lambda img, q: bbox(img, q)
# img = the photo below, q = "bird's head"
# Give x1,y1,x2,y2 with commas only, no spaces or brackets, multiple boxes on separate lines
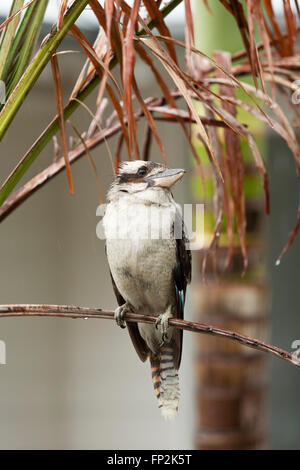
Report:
108,160,185,200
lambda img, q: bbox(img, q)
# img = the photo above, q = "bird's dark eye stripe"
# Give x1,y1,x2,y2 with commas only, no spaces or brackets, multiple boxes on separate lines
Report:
117,162,161,184
118,172,144,183
118,167,148,183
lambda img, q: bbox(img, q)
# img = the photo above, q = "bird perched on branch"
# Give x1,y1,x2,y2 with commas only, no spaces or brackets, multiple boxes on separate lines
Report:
103,160,191,420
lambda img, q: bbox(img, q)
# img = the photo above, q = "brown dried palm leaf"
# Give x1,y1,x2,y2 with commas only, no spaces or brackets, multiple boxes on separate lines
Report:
57,0,69,31
51,53,73,194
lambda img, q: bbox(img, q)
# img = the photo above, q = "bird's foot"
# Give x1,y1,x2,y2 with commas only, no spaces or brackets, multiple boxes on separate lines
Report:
155,311,172,343
114,303,131,329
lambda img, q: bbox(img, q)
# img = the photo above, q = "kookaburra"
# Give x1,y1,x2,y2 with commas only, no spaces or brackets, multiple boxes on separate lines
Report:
103,160,191,419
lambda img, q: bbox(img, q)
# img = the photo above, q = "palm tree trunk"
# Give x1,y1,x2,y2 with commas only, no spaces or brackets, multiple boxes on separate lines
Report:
193,3,269,450
193,220,268,449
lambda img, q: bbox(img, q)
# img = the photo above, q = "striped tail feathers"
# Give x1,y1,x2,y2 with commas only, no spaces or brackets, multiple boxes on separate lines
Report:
150,344,180,420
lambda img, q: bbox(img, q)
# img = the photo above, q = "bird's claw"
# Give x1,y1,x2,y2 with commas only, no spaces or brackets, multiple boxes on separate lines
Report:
155,312,172,343
114,304,130,329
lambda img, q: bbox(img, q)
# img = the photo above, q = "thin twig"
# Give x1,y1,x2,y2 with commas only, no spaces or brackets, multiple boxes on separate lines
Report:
0,304,299,370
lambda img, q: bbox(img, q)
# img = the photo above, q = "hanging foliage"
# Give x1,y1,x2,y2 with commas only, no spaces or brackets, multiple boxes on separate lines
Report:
0,0,299,266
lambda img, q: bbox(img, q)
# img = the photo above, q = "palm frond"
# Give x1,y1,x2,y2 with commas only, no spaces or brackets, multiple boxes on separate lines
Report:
0,0,299,264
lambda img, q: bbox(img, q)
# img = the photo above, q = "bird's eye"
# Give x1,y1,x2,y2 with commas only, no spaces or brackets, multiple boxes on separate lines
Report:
137,166,148,177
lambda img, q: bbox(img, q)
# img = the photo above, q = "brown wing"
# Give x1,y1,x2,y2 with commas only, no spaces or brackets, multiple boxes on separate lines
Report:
109,270,149,362
172,215,192,370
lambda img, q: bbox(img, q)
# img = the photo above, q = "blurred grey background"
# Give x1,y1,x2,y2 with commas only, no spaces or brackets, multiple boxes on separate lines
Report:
0,3,299,450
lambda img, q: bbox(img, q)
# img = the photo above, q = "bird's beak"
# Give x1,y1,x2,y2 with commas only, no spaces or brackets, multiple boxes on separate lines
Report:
145,168,186,188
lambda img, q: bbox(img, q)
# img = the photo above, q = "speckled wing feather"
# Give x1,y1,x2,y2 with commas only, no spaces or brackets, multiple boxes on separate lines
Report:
172,215,192,370
109,270,149,362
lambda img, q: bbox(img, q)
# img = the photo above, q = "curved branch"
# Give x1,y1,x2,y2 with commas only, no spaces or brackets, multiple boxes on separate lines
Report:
0,99,224,223
0,111,138,222
0,304,299,370
0,0,183,207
